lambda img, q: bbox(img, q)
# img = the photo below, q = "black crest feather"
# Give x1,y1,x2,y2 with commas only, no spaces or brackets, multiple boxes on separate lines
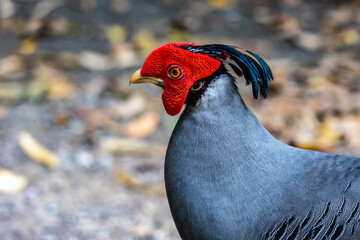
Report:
180,44,274,99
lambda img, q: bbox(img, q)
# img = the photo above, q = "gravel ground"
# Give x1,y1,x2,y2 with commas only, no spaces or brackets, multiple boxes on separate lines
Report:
0,97,178,240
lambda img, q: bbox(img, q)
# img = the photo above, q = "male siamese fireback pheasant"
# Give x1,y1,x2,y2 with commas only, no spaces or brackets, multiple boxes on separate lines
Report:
129,43,360,240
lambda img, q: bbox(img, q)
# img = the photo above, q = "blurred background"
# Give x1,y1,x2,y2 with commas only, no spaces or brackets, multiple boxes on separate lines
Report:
0,0,359,239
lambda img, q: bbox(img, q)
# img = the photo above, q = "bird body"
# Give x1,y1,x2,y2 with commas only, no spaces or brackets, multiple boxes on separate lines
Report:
129,43,360,239
165,73,360,239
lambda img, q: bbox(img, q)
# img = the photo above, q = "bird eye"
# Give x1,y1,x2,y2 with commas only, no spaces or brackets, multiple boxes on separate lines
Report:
168,66,183,80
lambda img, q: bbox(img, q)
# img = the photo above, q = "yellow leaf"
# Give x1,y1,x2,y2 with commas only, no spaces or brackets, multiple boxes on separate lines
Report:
318,121,342,145
18,131,58,168
29,65,75,100
0,169,28,194
100,137,166,157
208,0,234,9
19,38,37,55
115,167,165,196
106,24,126,44
133,29,158,56
337,28,359,46
166,28,191,43
0,83,24,103
295,120,342,151
47,78,75,99
124,111,160,138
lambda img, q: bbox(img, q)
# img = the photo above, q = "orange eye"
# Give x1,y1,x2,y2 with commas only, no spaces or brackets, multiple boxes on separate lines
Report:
168,66,183,80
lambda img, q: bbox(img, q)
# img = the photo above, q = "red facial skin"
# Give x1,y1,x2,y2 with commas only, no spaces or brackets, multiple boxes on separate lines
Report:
140,43,222,116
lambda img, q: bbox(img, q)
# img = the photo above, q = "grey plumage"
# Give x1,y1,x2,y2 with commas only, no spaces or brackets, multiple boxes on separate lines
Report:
165,74,360,240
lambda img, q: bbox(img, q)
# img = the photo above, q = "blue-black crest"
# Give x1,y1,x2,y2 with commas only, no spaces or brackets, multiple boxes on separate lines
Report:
179,44,274,99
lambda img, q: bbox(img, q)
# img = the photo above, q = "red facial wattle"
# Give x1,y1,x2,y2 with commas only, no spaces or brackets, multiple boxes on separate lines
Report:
140,43,221,116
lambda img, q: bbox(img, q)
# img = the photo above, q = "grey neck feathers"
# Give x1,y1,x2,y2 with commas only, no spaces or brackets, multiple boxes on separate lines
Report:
168,73,299,211
178,73,295,169
184,73,274,142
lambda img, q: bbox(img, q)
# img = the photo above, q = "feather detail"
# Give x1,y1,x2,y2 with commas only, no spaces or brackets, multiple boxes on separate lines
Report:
179,44,274,99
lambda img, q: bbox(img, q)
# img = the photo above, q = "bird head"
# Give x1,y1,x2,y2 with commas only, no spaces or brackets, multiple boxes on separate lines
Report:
129,42,273,116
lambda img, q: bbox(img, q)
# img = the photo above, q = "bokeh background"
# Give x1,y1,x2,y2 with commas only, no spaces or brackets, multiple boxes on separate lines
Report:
0,0,359,239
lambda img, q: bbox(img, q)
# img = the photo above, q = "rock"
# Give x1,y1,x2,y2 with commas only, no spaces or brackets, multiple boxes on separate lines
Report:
107,0,130,14
78,51,112,72
0,0,15,19
291,32,324,51
110,44,138,68
108,94,147,119
74,149,94,169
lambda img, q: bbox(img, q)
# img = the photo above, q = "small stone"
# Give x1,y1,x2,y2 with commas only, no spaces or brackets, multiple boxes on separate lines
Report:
107,0,129,14
291,32,323,51
0,0,15,19
74,150,94,169
78,51,112,71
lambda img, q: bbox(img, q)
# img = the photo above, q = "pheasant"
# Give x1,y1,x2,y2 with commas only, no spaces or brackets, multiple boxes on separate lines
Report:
130,43,360,240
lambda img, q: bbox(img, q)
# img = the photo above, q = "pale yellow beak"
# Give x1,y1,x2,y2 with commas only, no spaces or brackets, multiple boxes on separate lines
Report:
129,69,164,88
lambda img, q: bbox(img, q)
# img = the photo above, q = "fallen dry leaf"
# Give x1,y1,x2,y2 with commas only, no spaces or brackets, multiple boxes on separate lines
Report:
0,55,23,77
19,38,37,55
328,116,360,148
0,169,28,194
132,225,152,238
28,64,75,100
106,24,126,44
115,167,165,196
166,28,191,43
207,0,234,9
0,82,24,103
124,111,160,138
337,28,359,46
325,28,360,50
47,77,75,100
78,51,112,71
18,131,58,168
263,14,300,37
85,108,123,133
54,52,79,70
317,120,343,147
133,29,158,56
109,94,147,119
100,137,166,157
293,118,343,151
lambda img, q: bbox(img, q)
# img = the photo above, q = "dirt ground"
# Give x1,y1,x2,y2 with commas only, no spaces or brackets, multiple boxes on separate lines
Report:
0,0,359,239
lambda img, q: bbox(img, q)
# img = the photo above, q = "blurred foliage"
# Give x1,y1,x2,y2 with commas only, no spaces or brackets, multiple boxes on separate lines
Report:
0,0,359,239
